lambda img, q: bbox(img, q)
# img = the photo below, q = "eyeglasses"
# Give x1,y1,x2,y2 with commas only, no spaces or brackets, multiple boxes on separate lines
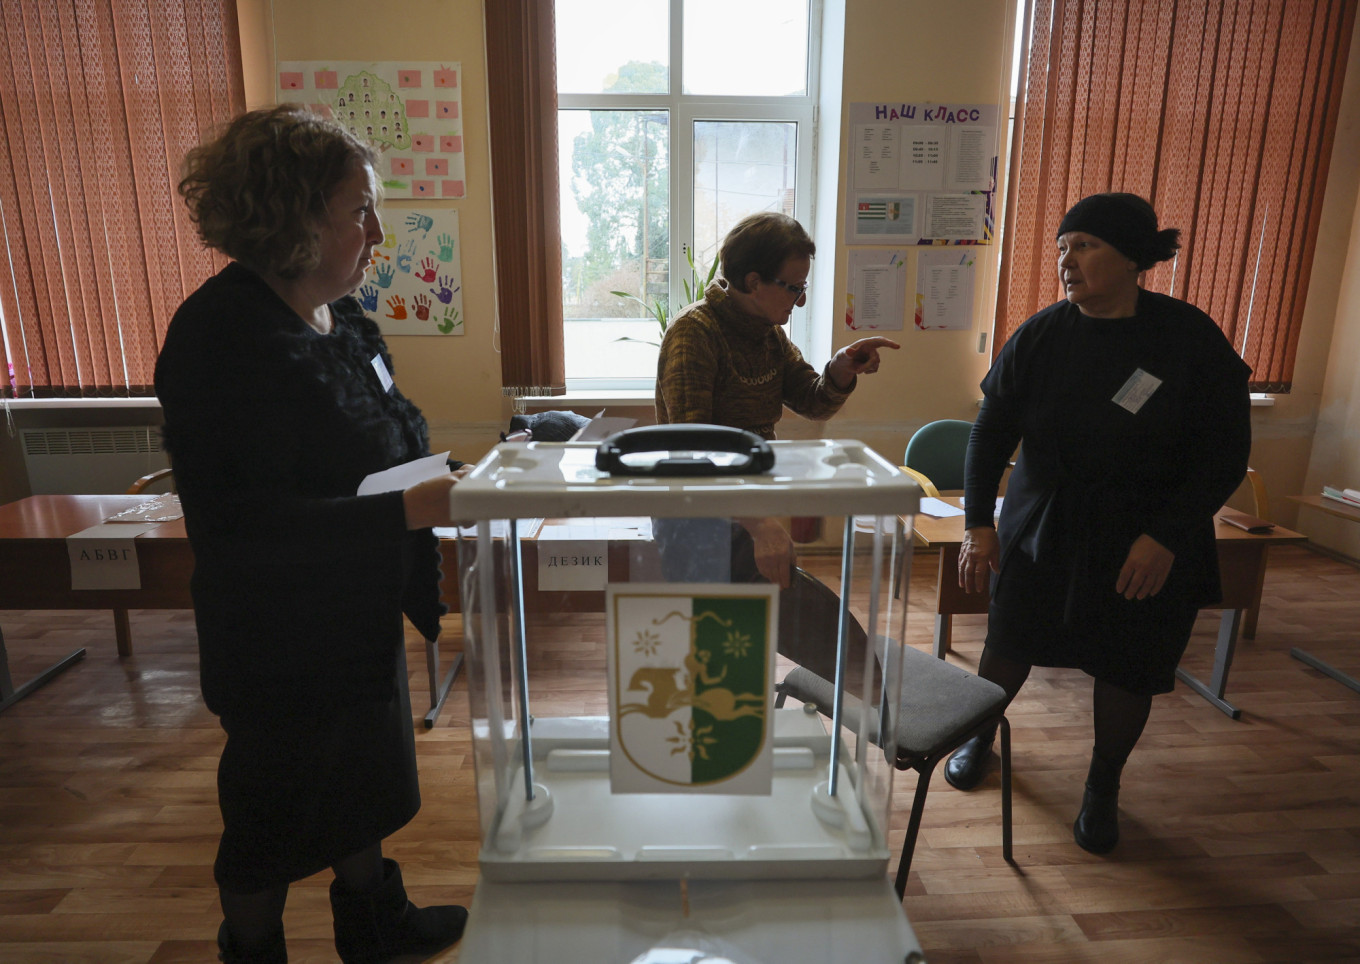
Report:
770,278,809,299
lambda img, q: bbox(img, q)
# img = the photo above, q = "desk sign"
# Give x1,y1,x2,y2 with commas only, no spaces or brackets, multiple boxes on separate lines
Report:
537,539,609,591
67,523,157,590
606,583,777,795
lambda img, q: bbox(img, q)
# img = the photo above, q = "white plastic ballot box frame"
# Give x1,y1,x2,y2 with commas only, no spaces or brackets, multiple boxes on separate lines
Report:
448,438,921,883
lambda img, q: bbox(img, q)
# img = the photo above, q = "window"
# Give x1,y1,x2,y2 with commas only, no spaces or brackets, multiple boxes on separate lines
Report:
555,0,819,389
0,1,245,399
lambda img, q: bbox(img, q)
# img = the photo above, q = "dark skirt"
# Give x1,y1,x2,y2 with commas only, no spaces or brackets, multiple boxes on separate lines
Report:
213,646,420,893
986,548,1199,696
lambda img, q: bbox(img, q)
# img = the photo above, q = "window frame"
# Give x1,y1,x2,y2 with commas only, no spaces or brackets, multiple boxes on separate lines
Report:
556,0,822,392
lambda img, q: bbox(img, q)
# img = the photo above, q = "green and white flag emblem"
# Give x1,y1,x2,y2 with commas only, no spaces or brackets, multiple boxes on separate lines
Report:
607,583,777,795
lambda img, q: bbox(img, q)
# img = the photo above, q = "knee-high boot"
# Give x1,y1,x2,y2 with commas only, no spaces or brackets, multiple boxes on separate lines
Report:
329,858,467,964
1073,749,1123,854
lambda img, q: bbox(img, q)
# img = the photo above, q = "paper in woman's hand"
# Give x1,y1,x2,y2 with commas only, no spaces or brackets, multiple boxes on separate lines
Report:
357,451,452,496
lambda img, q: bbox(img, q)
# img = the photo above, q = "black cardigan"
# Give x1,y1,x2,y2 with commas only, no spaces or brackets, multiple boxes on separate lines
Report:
155,263,445,716
965,289,1252,625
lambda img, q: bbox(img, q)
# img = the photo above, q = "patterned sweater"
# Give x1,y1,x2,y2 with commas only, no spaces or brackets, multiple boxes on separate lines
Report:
654,280,852,439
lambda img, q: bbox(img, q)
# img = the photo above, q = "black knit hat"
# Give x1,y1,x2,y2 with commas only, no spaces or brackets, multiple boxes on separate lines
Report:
1057,193,1181,271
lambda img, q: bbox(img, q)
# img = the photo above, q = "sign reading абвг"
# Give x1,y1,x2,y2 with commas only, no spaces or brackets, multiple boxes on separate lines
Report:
606,584,777,795
65,523,158,590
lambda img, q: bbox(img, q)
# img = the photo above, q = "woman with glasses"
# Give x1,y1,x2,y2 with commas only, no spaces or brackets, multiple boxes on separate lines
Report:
656,211,896,445
654,211,897,588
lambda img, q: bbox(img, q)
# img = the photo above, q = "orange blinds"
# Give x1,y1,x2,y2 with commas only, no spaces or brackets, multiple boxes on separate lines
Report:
997,0,1355,392
0,0,245,398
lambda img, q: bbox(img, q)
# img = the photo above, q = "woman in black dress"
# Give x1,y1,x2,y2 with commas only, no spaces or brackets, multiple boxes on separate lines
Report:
946,193,1251,854
156,105,467,963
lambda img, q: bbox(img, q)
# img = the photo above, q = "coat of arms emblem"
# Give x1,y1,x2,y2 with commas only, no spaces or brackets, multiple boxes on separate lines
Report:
607,584,777,794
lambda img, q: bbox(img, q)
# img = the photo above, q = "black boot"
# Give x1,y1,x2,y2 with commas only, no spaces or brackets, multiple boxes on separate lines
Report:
330,858,468,964
217,921,287,964
1073,750,1123,854
944,726,997,791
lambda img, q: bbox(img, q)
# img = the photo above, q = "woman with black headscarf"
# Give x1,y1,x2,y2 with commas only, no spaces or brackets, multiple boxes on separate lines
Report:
944,193,1251,854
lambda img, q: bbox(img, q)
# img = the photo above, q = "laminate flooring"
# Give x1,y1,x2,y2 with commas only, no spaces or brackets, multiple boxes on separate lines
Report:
0,543,1357,962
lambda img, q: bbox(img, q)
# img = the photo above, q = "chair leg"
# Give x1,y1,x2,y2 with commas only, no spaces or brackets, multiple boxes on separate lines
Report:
893,763,935,899
998,716,1013,865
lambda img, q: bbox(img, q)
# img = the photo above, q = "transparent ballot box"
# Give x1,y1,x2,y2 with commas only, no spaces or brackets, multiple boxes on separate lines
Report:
448,429,921,883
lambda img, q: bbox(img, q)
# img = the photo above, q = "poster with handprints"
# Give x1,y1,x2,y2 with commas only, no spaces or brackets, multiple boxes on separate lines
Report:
359,209,464,336
277,61,465,200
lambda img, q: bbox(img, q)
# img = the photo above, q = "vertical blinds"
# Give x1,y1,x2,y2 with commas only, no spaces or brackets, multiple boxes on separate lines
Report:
0,0,245,397
996,0,1355,392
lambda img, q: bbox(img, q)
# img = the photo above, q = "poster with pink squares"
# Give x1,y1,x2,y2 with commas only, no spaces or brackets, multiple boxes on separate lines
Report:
277,61,465,200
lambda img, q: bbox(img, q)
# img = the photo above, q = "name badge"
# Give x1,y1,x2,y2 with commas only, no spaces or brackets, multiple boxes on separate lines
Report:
1112,368,1162,414
371,353,394,392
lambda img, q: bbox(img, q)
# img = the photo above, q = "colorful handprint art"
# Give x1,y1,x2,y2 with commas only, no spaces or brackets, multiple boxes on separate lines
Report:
358,208,463,335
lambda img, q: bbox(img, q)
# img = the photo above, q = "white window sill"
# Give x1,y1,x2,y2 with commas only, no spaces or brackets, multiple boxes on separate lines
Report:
517,390,655,409
2,397,162,410
1250,394,1274,407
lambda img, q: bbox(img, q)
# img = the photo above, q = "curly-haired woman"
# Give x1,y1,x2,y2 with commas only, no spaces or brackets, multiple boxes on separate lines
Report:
156,104,466,963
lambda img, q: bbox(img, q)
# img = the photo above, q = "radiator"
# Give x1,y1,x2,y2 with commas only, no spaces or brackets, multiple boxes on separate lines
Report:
20,427,170,495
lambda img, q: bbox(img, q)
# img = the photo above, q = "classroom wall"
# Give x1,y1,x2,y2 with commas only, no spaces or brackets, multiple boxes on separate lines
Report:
239,0,1360,558
246,0,510,463
1263,15,1360,558
1300,155,1360,559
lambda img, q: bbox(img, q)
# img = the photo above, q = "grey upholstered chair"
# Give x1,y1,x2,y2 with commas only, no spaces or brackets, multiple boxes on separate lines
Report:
776,640,1013,898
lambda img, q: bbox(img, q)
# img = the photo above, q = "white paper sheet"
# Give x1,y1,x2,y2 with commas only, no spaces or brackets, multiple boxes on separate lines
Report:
919,497,965,518
356,451,451,495
67,523,159,590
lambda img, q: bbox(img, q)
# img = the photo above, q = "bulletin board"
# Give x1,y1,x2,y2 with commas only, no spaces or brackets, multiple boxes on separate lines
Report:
278,61,466,200
845,101,998,246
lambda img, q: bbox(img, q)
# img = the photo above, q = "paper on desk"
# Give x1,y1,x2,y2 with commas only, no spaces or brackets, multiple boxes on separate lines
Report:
919,497,965,518
570,415,638,442
67,522,159,590
105,493,183,523
433,519,544,540
356,451,451,496
538,517,652,541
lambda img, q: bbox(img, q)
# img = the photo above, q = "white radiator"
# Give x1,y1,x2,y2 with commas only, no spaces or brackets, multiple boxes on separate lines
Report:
20,427,169,494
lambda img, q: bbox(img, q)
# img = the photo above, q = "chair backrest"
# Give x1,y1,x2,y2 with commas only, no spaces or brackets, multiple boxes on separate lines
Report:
904,419,972,491
1245,466,1270,521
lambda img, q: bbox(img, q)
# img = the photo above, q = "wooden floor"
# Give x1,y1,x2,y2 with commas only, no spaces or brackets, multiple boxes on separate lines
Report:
1,543,1357,963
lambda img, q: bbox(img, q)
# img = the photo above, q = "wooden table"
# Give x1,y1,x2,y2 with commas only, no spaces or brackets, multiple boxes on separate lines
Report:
1286,494,1360,695
0,495,194,713
0,496,651,724
911,497,1308,719
0,495,471,724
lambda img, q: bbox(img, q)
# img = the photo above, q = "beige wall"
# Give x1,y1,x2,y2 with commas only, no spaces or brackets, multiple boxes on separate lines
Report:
1260,17,1360,559
244,0,510,463
239,0,1360,553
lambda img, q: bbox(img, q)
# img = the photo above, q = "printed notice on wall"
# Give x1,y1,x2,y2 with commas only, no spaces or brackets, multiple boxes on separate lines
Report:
846,249,907,331
846,101,998,245
914,249,977,331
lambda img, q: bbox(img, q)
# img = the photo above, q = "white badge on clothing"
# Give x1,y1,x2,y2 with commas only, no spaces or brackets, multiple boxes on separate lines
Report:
371,353,394,392
1112,368,1163,414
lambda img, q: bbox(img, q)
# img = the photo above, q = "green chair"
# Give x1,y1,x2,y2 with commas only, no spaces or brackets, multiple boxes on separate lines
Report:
904,419,973,492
